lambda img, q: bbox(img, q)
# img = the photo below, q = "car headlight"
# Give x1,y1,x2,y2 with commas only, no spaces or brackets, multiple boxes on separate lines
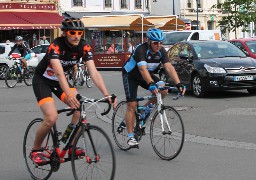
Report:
204,64,226,73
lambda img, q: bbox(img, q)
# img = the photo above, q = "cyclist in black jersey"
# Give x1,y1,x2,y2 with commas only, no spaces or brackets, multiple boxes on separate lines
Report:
122,28,186,147
8,36,32,71
30,17,116,165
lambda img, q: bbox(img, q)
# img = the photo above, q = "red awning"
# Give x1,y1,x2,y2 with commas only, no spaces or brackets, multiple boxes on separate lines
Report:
0,12,63,30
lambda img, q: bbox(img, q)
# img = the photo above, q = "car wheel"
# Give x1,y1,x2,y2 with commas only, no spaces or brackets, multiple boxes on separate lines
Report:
247,89,256,94
0,64,8,80
192,74,206,98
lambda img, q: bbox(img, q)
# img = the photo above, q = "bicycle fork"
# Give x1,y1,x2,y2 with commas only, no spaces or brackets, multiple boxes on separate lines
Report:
81,124,100,163
157,94,172,135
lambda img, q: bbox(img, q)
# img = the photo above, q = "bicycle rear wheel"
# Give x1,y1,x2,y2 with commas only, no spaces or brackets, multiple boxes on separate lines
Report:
84,71,93,88
24,67,35,86
71,124,116,180
23,118,54,180
112,101,131,150
150,106,185,160
5,67,18,88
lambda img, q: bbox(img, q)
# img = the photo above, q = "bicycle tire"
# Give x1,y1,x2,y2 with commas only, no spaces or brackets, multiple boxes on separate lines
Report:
24,67,35,86
112,101,130,150
23,118,54,180
150,106,185,160
84,70,93,88
5,67,18,88
71,124,116,180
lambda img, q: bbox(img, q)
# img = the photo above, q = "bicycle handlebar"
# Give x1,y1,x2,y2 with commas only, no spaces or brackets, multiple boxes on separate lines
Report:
58,94,116,116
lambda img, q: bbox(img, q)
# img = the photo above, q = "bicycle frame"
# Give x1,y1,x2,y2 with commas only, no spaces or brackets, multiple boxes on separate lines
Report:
136,88,181,134
42,95,114,164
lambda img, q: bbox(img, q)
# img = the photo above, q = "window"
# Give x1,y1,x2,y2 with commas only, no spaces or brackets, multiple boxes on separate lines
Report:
121,0,127,9
135,0,142,9
105,0,112,8
187,0,191,8
145,0,149,9
197,0,202,8
73,0,83,6
0,46,5,54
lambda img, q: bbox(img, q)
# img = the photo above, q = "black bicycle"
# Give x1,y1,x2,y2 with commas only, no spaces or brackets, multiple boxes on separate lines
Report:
23,94,116,180
112,85,185,161
5,54,35,88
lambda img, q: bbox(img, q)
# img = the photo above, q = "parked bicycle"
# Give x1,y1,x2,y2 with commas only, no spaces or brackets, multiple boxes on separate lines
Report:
112,84,185,161
73,60,93,88
23,94,116,180
5,53,35,88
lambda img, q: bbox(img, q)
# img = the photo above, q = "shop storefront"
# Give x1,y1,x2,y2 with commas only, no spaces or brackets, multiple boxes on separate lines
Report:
0,2,62,47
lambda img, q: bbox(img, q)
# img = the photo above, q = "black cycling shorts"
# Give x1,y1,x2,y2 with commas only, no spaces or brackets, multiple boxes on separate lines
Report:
32,73,76,106
122,71,160,102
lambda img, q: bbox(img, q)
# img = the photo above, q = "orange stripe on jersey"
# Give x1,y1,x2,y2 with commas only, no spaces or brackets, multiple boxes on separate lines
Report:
83,45,91,52
48,43,60,55
38,97,54,106
60,88,77,102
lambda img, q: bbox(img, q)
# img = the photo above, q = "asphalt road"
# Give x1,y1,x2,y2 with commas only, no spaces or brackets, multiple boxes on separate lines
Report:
1,71,256,180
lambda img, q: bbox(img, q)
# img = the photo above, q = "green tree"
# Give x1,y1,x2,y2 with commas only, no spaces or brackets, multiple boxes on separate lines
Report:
212,0,256,38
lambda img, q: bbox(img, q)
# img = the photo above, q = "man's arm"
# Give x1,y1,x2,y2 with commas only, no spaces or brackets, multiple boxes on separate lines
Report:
138,65,154,84
50,59,80,108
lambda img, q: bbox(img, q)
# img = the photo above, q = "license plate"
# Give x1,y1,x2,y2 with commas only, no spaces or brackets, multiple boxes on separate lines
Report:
234,75,254,81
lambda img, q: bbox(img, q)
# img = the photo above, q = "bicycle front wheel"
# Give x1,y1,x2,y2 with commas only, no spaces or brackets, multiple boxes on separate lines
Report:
24,67,35,86
71,124,116,180
150,106,185,160
112,101,131,150
5,67,18,88
23,118,54,180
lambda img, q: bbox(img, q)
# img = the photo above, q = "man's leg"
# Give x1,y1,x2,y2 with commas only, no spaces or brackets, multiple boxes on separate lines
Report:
125,101,139,146
31,100,57,165
33,101,58,150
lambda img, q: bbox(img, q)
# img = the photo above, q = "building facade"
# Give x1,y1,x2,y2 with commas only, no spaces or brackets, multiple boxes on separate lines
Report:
0,0,62,46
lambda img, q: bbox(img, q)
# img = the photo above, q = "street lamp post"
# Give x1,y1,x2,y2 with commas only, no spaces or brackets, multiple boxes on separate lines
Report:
196,0,199,30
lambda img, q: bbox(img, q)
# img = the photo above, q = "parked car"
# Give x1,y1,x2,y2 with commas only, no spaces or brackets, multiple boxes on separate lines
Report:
31,44,49,62
0,42,39,79
229,38,256,59
0,42,14,79
162,30,222,51
160,40,256,97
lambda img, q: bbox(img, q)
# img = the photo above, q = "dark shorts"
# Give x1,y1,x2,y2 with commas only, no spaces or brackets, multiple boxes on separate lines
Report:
122,71,160,102
32,73,76,106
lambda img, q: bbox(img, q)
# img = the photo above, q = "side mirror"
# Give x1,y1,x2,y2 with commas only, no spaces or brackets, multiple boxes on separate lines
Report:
179,54,189,60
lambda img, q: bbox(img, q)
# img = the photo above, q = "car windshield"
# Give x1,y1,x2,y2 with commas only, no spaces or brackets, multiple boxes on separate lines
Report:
163,32,191,45
193,42,247,59
245,41,256,54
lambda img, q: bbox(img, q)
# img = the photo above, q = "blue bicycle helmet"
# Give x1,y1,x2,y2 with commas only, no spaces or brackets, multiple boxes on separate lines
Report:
146,28,164,41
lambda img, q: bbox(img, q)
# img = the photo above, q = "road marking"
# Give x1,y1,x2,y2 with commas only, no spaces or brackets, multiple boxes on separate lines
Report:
216,108,256,116
185,134,256,150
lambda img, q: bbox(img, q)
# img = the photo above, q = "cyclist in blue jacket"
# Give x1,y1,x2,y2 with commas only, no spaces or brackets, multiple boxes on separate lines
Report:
122,28,186,147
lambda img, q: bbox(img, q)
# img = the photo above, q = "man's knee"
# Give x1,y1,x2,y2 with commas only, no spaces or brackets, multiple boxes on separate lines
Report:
43,113,58,128
127,102,137,112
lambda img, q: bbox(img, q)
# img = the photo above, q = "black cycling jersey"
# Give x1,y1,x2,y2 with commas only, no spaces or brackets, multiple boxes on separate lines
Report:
122,42,170,102
8,41,31,57
122,42,170,79
35,37,93,81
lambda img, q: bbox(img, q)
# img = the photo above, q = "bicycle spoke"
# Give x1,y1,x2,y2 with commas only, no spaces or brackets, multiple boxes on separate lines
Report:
72,125,115,180
150,106,184,160
23,118,53,179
